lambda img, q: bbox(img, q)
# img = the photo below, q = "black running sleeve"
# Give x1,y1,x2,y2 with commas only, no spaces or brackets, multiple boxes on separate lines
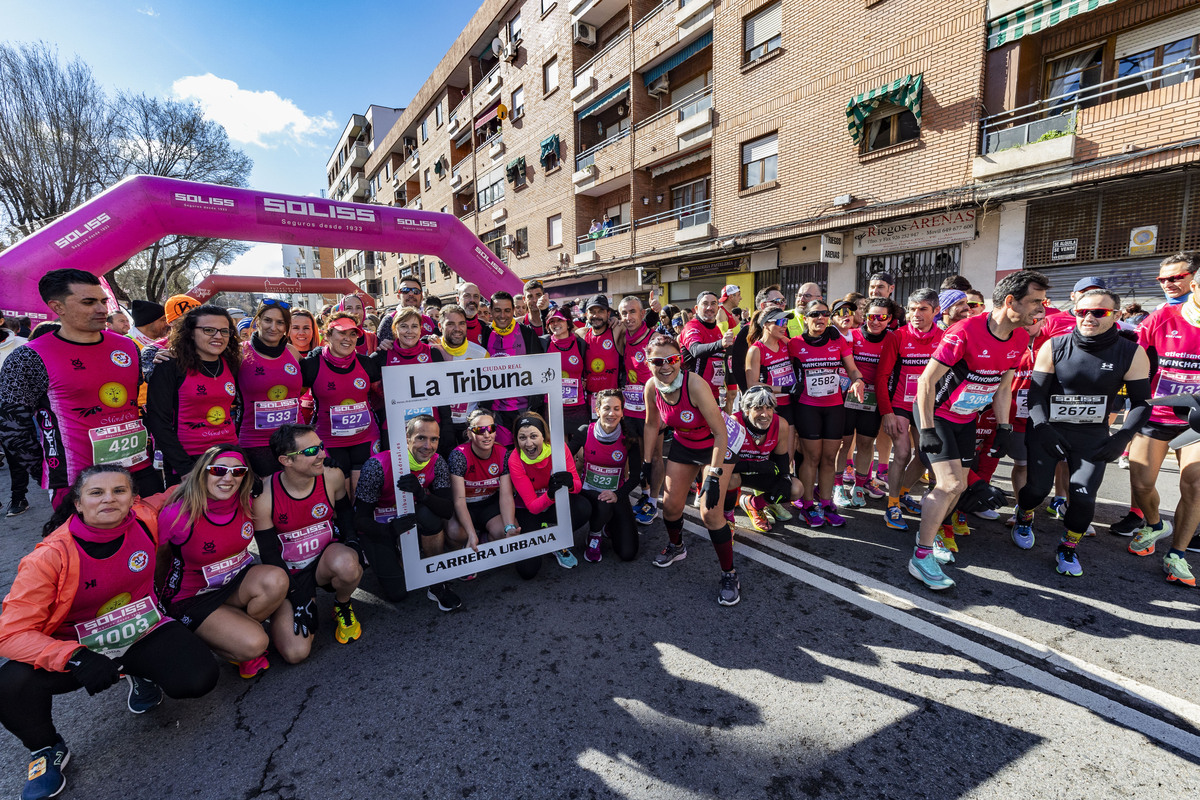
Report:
1026,370,1053,429
1119,377,1152,434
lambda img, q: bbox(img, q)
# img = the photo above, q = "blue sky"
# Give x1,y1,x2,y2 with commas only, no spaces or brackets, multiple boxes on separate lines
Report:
4,0,484,276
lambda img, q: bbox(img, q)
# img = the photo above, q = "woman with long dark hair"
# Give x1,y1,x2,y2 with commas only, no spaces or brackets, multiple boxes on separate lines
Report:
0,465,217,800
146,305,242,486
569,389,640,563
238,301,305,477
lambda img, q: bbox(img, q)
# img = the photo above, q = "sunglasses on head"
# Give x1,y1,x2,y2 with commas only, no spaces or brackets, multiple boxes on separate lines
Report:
261,298,291,310
285,443,325,458
648,354,682,367
1074,308,1115,319
205,464,248,478
470,424,497,435
806,310,831,319
1157,272,1193,284
867,313,891,322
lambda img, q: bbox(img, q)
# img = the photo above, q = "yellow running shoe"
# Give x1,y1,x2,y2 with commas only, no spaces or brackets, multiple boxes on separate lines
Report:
333,601,362,644
951,510,971,538
939,523,959,553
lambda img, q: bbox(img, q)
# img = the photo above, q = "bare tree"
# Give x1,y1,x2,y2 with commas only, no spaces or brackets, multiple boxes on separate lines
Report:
0,42,111,242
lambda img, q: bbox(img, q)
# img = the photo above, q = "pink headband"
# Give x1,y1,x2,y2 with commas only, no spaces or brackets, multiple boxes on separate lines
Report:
214,450,246,465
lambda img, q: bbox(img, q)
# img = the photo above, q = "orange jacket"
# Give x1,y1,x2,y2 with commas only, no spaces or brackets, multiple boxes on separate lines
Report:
0,495,164,672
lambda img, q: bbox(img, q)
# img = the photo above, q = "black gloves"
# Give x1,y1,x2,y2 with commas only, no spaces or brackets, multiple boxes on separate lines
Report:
67,648,121,695
1035,424,1070,460
987,424,1013,459
546,471,573,494
390,512,418,536
641,462,654,486
291,597,317,638
919,428,943,455
396,473,426,502
702,473,721,511
1093,429,1133,463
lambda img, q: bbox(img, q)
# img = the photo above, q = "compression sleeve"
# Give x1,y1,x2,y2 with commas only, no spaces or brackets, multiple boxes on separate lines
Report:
686,339,726,360
145,360,193,477
770,450,791,475
253,526,286,571
1027,370,1053,428
1119,378,1152,435
334,494,356,545
874,336,899,415
424,485,455,520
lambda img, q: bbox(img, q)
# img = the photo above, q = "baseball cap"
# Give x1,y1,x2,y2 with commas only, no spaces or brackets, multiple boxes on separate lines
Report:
720,284,741,301
869,271,895,285
1073,276,1108,293
585,294,610,311
831,299,856,316
763,309,789,325
164,295,200,324
327,316,364,335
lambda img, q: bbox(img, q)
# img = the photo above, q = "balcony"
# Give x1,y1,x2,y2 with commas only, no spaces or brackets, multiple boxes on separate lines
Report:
569,0,625,27
347,175,370,200
573,129,631,195
576,222,632,262
634,87,712,169
675,0,713,37
572,28,630,108
634,199,712,246
488,136,506,160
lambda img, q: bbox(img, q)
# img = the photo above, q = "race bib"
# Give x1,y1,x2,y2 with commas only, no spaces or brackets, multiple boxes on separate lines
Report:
584,464,621,492
330,402,370,437
1015,388,1029,419
1156,369,1200,397
450,402,471,422
766,360,796,388
75,595,163,658
903,374,920,403
373,506,397,524
404,405,434,420
278,521,334,572
1049,394,1105,424
839,368,851,392
253,398,300,430
199,551,253,593
711,360,726,384
845,388,877,412
805,370,839,398
88,420,148,468
622,384,645,413
562,378,581,405
723,413,746,462
949,384,995,416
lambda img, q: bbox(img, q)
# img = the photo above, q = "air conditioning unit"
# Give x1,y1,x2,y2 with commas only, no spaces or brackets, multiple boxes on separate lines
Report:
501,234,515,248
573,22,597,46
647,75,670,97
636,268,660,285
503,42,518,62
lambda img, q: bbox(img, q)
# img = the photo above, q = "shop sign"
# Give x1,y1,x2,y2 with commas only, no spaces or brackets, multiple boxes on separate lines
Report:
820,233,844,264
1129,226,1158,256
678,256,748,280
853,210,976,255
1051,239,1078,262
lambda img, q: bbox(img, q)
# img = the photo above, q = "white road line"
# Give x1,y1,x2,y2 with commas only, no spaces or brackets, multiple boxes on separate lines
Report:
680,518,1200,758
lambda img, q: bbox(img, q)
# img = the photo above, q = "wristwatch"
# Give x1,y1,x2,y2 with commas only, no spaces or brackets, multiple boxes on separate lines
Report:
706,467,723,476
504,523,518,533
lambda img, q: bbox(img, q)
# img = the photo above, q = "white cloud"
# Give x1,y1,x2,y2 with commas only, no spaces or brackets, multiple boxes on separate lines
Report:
137,6,159,16
172,74,337,148
217,244,285,278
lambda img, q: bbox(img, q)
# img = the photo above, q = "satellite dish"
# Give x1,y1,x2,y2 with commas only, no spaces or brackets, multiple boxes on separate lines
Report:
496,104,509,121
491,38,504,57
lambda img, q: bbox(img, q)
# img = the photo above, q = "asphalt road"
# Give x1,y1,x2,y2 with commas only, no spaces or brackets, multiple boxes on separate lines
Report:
0,456,1197,799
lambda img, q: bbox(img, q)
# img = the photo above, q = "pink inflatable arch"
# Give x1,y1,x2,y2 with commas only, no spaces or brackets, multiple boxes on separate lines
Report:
187,275,363,303
0,175,523,320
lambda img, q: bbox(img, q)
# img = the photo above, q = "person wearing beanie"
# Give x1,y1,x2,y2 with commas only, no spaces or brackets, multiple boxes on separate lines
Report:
937,290,969,330
128,300,167,348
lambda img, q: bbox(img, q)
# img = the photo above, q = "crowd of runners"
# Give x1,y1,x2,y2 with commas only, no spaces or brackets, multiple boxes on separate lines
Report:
0,254,1198,799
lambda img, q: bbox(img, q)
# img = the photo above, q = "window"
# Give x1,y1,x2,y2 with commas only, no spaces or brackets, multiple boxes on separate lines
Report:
548,214,562,247
421,119,429,142
509,12,522,42
424,168,431,190
478,165,505,210
744,2,782,63
435,102,443,127
864,105,920,151
511,86,525,118
605,201,631,228
481,225,508,263
672,178,710,227
741,133,778,188
1045,46,1104,109
541,0,554,13
1117,35,1198,97
543,55,558,94
514,227,528,255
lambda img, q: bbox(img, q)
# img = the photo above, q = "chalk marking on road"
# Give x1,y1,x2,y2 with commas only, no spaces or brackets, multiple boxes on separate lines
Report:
680,518,1200,758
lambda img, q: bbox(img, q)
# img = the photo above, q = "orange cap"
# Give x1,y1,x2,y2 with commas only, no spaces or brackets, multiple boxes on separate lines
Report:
164,295,201,324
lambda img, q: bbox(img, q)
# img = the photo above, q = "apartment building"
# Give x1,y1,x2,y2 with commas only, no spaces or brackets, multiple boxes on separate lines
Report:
280,244,337,311
344,0,1200,312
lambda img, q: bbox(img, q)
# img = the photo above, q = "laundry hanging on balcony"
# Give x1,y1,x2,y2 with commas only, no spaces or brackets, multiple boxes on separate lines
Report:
539,134,560,167
579,81,630,120
505,156,526,183
845,74,923,144
987,0,1118,50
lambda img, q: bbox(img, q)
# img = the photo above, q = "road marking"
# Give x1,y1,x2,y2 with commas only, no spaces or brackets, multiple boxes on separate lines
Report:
681,518,1200,758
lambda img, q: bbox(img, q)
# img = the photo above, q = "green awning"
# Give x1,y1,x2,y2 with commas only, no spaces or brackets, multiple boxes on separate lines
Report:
505,156,526,182
845,74,923,144
987,0,1118,50
539,134,560,166
432,158,444,175
578,81,630,120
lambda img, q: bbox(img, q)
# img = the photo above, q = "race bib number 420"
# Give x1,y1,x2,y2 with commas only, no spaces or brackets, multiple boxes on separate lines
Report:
88,420,149,468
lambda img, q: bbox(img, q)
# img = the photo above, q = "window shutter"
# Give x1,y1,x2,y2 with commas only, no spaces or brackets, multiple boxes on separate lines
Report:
743,133,778,164
745,2,782,50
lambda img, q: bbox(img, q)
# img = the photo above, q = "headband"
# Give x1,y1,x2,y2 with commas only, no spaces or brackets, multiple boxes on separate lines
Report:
514,415,546,436
214,450,247,465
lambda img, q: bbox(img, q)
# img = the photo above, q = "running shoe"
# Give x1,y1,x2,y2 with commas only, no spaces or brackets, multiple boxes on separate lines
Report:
426,583,462,612
738,495,772,533
972,508,1000,521
333,601,363,641
909,548,955,590
864,477,888,499
832,485,853,508
1011,510,1035,550
951,511,971,538
717,570,741,606
822,502,846,528
6,497,28,518
1055,544,1083,577
850,484,868,508
1047,496,1067,520
803,504,826,529
939,525,959,553
693,483,703,509
23,738,68,800
1083,524,1097,537
554,549,578,569
885,505,908,531
1005,514,1016,527
584,534,603,563
633,499,659,526
1129,521,1172,557
1163,553,1196,587
653,542,687,568
917,470,930,485
232,654,270,680
767,502,793,523
899,493,922,515
1118,454,1130,470
1109,510,1145,537
126,675,162,714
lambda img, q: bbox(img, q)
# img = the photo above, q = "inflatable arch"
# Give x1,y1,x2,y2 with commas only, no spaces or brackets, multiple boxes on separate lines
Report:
0,175,523,319
187,275,365,304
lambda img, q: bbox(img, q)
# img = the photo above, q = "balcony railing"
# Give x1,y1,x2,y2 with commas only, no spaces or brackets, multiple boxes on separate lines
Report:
637,86,712,129
576,221,632,253
979,55,1199,154
573,27,630,80
634,198,711,230
574,127,631,171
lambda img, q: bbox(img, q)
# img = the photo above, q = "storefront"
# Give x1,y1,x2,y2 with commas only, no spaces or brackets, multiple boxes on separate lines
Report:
850,209,977,301
660,249,778,308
